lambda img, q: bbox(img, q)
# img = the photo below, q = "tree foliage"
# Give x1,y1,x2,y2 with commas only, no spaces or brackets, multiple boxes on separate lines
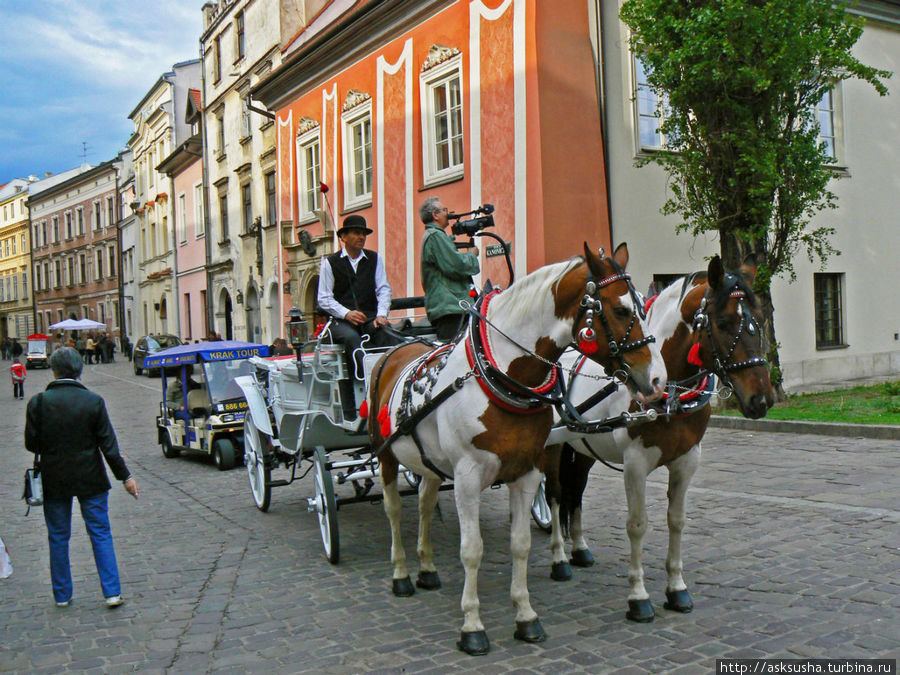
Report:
619,0,890,280
619,0,890,392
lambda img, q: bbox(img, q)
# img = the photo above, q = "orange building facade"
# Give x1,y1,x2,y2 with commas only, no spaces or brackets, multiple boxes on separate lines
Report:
253,0,610,326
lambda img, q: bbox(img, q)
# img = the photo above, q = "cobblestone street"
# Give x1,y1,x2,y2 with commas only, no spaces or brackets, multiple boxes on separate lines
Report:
1,359,897,674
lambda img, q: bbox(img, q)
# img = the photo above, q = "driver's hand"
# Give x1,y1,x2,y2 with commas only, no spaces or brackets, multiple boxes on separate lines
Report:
345,310,366,326
374,316,389,328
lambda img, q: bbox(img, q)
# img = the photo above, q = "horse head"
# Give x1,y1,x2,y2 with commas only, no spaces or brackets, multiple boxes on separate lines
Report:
558,243,666,403
682,255,775,419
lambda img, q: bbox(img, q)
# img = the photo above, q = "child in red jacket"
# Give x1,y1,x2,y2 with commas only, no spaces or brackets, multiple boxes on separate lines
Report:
10,358,26,400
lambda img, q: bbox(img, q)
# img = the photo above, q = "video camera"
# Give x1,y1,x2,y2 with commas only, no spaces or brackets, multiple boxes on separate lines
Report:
449,203,495,237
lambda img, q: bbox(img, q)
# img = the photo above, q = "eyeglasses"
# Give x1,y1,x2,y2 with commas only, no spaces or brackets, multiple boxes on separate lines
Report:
435,207,448,213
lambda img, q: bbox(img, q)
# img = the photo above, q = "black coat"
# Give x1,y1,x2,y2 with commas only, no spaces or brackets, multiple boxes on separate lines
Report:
25,379,130,499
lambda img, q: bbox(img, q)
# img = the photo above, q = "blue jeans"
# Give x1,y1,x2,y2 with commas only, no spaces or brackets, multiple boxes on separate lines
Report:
43,492,121,602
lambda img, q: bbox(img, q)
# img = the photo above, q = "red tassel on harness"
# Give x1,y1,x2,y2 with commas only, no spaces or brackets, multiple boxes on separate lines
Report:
359,400,369,419
687,342,703,367
377,405,391,437
578,338,599,355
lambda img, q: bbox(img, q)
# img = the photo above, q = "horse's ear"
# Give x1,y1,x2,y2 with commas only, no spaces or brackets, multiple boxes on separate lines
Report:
613,242,629,270
708,255,725,291
583,242,605,274
740,254,758,285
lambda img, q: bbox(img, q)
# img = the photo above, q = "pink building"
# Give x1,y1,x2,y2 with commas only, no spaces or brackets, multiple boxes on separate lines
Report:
158,90,207,343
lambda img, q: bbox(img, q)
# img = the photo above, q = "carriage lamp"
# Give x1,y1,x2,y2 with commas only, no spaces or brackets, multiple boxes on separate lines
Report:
286,307,307,351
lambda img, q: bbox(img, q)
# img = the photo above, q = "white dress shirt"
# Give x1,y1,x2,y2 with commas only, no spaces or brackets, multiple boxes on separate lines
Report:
318,248,392,320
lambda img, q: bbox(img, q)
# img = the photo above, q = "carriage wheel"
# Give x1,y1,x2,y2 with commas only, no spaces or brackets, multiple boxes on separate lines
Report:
244,417,271,512
213,438,236,471
312,446,340,564
531,477,552,533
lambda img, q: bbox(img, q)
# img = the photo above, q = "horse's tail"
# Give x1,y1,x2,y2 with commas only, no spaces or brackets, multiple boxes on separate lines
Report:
558,442,594,539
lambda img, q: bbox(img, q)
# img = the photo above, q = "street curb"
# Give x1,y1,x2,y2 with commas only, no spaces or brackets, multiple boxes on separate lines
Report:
709,415,900,440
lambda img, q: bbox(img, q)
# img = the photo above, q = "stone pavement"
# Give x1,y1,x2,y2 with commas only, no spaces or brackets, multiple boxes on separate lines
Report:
0,359,897,674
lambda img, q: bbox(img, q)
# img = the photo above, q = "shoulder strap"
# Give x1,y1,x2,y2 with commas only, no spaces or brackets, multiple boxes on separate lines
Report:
34,392,43,468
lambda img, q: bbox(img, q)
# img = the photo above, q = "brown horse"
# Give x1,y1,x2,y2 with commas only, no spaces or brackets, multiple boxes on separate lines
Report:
545,255,775,622
368,243,666,654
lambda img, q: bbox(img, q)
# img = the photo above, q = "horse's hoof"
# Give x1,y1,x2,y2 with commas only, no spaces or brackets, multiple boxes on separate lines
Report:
626,599,655,623
392,577,415,597
550,561,572,581
416,570,442,590
664,588,694,613
570,548,595,567
514,618,547,643
457,630,490,655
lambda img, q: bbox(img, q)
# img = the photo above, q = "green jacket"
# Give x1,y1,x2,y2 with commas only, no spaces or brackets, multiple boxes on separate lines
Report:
421,223,480,322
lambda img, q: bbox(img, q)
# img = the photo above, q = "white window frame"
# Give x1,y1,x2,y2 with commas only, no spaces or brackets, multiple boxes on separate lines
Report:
815,85,845,168
341,101,373,211
420,55,465,186
178,192,187,244
93,200,101,230
632,55,671,152
194,182,205,237
297,128,322,225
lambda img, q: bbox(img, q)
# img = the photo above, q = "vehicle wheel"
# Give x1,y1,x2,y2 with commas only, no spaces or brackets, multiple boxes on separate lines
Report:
244,417,271,512
402,468,421,489
531,476,552,533
161,434,180,459
134,362,142,376
312,446,339,564
213,438,236,471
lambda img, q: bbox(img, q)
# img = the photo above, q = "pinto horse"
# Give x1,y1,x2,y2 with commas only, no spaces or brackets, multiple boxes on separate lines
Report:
368,243,666,655
544,255,775,622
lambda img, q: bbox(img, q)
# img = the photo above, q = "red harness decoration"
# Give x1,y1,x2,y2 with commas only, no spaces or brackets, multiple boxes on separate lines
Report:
358,400,369,419
644,294,658,316
465,290,558,414
577,329,599,355
687,342,703,367
377,404,391,437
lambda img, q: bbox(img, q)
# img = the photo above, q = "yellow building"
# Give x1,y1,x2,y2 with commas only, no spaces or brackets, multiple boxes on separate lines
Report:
0,178,35,339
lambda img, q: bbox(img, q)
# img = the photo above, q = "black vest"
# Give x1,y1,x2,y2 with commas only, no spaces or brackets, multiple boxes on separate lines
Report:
327,249,378,316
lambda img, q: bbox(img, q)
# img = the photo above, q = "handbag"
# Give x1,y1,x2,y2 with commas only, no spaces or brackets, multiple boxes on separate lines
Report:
22,394,43,515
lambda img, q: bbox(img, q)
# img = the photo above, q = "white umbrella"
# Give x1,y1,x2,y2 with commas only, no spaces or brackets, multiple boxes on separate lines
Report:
48,319,80,330
49,318,107,331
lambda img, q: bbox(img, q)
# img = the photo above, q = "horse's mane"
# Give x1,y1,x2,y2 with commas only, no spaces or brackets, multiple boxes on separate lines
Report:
487,257,584,315
671,269,758,312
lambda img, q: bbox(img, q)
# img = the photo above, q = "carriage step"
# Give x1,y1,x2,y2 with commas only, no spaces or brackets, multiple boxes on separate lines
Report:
267,479,291,487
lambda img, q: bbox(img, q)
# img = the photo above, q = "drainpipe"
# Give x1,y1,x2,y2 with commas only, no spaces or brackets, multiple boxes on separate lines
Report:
115,162,125,347
200,37,215,336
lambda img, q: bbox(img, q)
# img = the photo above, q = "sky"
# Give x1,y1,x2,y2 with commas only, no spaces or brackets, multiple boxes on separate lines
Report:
0,1,207,182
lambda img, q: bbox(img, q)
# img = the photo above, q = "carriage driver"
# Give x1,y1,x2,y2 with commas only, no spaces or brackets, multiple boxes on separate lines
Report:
317,215,398,419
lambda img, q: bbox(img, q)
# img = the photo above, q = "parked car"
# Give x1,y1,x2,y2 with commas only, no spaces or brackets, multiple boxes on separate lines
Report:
133,335,183,376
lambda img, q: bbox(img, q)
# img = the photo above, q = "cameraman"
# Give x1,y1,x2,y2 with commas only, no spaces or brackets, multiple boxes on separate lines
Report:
419,196,480,341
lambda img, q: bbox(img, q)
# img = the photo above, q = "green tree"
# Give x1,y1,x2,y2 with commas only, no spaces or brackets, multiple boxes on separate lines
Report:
619,0,890,392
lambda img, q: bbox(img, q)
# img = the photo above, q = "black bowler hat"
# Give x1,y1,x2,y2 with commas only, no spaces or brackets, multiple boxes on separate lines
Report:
337,214,373,236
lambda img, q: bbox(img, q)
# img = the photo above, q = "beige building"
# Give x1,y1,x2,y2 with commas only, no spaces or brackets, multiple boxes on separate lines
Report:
598,0,900,389
0,178,37,339
200,0,295,342
128,59,201,338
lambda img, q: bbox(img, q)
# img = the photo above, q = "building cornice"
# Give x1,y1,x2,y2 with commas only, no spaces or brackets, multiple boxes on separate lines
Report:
252,0,452,111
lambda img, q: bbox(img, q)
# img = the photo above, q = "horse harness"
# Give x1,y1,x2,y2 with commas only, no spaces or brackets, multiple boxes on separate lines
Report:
371,256,657,477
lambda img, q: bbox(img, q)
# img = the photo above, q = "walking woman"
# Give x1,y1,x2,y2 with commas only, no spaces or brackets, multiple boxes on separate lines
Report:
25,347,139,608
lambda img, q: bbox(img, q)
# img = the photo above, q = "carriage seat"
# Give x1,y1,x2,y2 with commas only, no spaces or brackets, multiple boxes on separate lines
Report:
187,388,212,417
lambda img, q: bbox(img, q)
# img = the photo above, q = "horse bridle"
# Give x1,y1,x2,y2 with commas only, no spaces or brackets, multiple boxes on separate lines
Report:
692,275,768,388
573,253,656,374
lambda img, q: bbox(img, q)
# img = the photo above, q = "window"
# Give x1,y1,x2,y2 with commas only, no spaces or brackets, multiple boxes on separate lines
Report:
11,237,16,255
814,273,845,349
633,56,671,150
65,212,73,239
235,11,245,61
67,257,75,286
815,89,837,162
219,192,229,241
109,246,116,277
77,207,85,235
241,183,252,233
21,270,27,298
184,293,192,340
93,201,101,230
54,260,61,287
216,107,226,158
12,277,17,300
178,194,187,244
341,103,373,210
297,130,321,223
213,35,222,82
96,250,104,280
194,184,205,236
33,224,40,247
52,216,59,243
80,253,86,284
421,57,464,185
107,196,115,227
20,234,24,252
265,170,277,227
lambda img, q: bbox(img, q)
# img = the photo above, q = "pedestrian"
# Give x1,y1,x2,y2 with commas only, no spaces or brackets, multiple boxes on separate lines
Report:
25,347,140,609
121,335,132,361
1,337,9,360
418,196,480,341
269,337,294,356
10,358,26,399
75,335,85,361
84,334,95,365
10,338,23,361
